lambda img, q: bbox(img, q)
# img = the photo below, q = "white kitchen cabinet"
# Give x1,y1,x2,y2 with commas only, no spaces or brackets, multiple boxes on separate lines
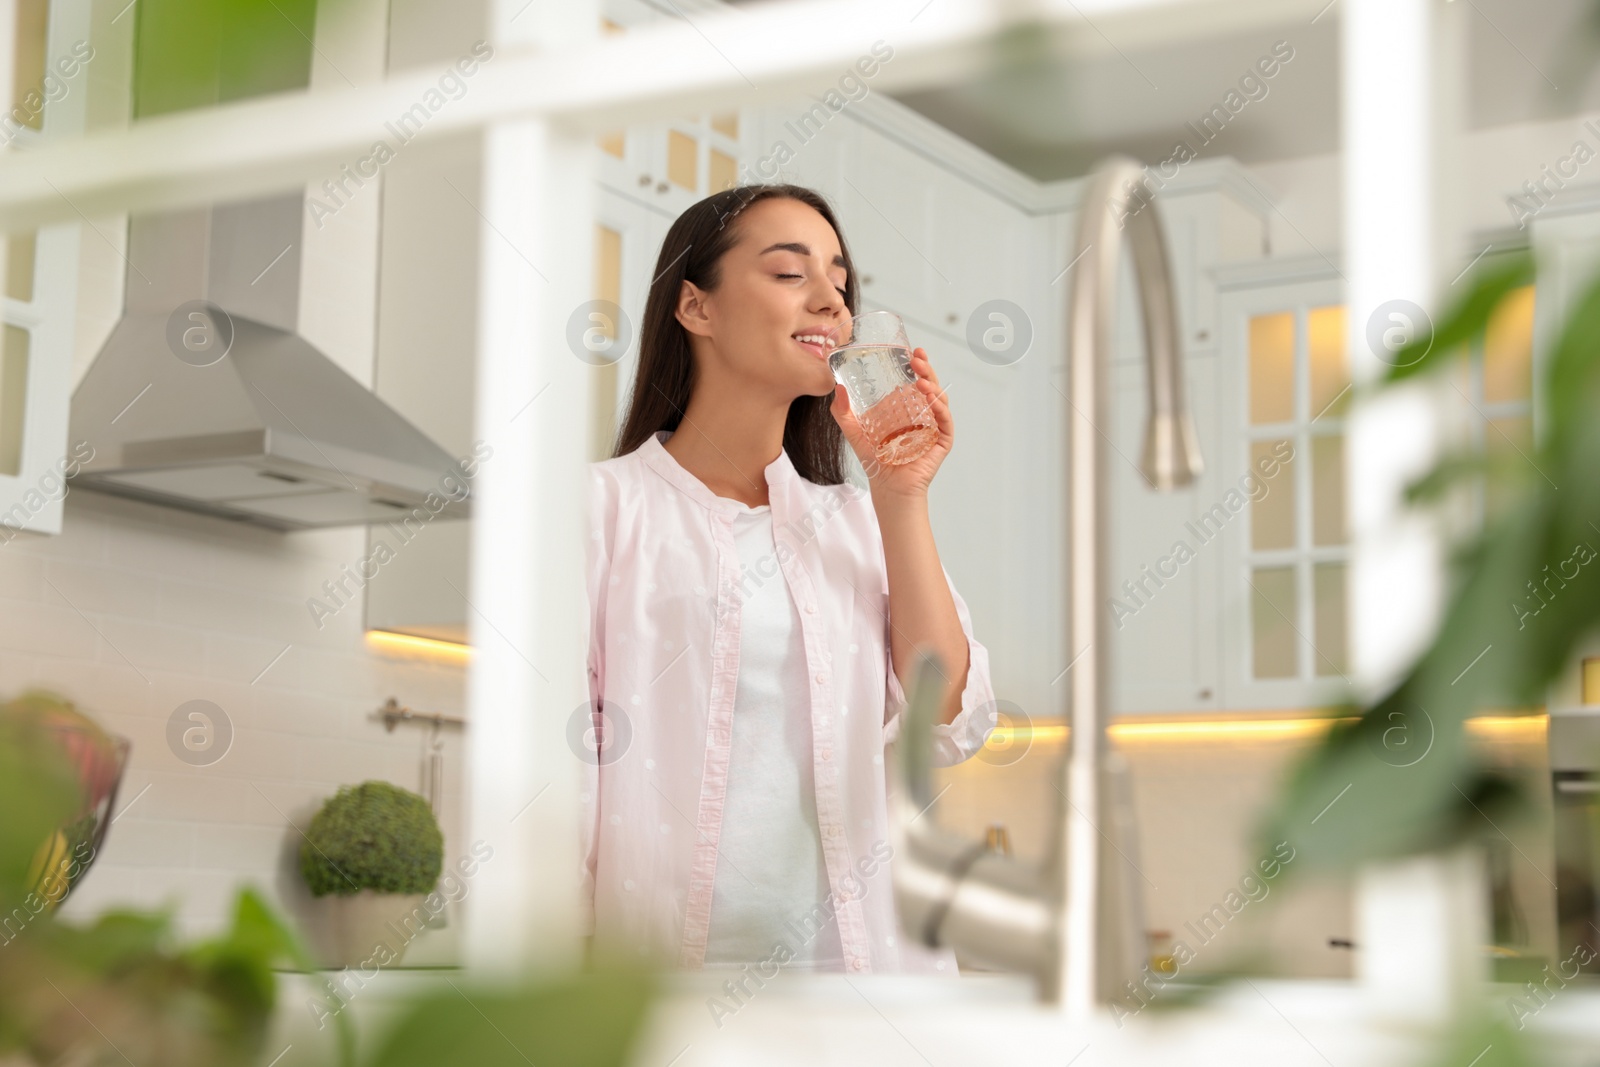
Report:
0,0,93,539
596,0,746,219
1105,166,1271,365
1056,169,1271,715
745,97,849,197
1108,353,1224,713
596,109,747,220
361,129,481,644
925,164,1034,346
1212,259,1349,711
0,225,79,539
592,186,675,459
836,122,940,327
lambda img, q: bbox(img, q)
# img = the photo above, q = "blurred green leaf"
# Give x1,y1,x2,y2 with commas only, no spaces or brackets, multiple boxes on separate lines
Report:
134,0,326,119
1382,251,1534,384
1418,1009,1538,1067
1261,253,1600,872
364,966,657,1067
0,712,82,915
0,707,351,1067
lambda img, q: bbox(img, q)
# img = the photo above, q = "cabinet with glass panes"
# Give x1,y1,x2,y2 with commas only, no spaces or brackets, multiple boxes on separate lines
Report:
0,0,85,537
1206,256,1536,711
593,8,745,217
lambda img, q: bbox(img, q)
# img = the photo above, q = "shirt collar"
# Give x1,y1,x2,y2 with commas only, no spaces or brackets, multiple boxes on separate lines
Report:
640,429,795,515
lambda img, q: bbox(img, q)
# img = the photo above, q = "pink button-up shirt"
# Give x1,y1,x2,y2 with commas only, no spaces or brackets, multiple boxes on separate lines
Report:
582,429,998,975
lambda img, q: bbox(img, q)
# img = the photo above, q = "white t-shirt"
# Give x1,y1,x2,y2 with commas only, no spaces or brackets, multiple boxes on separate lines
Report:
701,501,846,972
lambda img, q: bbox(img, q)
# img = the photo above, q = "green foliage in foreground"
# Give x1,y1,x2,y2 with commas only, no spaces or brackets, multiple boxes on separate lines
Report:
0,710,357,1067
363,967,658,1067
0,888,353,1067
0,701,653,1066
1260,249,1600,872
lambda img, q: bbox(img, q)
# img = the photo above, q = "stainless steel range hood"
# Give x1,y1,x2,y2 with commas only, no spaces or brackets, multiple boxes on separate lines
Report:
67,192,473,530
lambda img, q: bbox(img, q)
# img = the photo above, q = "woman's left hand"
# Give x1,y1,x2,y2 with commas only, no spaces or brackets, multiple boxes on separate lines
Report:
828,346,953,504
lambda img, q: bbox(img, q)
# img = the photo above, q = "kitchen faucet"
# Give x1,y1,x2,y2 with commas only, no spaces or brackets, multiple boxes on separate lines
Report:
889,156,1203,1016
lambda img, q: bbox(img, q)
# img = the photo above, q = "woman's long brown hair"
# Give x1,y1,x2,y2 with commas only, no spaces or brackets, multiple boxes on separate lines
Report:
610,183,861,486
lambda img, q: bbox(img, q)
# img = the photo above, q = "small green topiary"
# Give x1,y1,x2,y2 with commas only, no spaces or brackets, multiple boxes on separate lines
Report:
299,781,444,898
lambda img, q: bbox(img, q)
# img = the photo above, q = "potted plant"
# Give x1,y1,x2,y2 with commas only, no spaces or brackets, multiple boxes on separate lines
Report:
299,781,444,969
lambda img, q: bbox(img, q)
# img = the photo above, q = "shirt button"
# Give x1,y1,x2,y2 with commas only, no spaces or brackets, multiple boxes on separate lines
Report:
805,604,816,614
815,673,828,685
820,748,832,760
851,958,866,971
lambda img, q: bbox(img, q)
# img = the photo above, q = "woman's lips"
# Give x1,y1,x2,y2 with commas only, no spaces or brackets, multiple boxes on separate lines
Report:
794,337,830,361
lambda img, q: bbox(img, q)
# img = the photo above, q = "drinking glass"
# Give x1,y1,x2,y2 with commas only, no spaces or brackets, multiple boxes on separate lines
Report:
827,310,938,467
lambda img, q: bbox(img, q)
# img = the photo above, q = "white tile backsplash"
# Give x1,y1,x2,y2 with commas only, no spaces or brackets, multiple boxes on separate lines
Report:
5,487,468,946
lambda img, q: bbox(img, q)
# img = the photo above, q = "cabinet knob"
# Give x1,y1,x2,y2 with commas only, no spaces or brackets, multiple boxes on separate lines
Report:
946,312,958,325
656,181,669,194
638,174,652,187
861,274,873,286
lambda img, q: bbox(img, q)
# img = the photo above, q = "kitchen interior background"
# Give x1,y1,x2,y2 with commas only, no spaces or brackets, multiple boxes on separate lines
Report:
0,0,1586,979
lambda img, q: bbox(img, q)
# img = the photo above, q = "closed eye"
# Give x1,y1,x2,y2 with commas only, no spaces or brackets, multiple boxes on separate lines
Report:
776,272,848,298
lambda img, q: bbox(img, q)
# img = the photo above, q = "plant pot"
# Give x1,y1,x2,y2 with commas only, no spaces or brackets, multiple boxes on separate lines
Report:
322,889,435,969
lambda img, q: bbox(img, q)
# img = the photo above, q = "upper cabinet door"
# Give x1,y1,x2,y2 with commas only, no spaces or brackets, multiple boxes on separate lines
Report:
590,188,672,462
0,220,81,539
837,125,937,326
1213,264,1351,711
596,107,746,214
926,167,1030,347
0,226,77,540
1109,352,1223,715
595,1,745,212
0,0,88,539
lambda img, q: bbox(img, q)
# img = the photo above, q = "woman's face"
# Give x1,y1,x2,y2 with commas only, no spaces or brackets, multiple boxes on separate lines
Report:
675,196,851,401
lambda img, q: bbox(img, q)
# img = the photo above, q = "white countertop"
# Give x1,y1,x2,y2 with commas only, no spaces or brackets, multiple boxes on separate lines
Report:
265,968,1600,1066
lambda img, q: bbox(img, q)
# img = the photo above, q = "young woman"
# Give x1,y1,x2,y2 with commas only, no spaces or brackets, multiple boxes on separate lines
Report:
582,183,997,978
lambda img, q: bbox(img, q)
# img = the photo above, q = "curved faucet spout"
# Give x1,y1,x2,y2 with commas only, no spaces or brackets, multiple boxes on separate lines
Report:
1118,177,1204,491
889,156,1202,1014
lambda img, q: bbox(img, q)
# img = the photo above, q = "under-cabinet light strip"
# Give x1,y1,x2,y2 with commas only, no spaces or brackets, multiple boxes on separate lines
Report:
986,712,1549,746
365,630,473,661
